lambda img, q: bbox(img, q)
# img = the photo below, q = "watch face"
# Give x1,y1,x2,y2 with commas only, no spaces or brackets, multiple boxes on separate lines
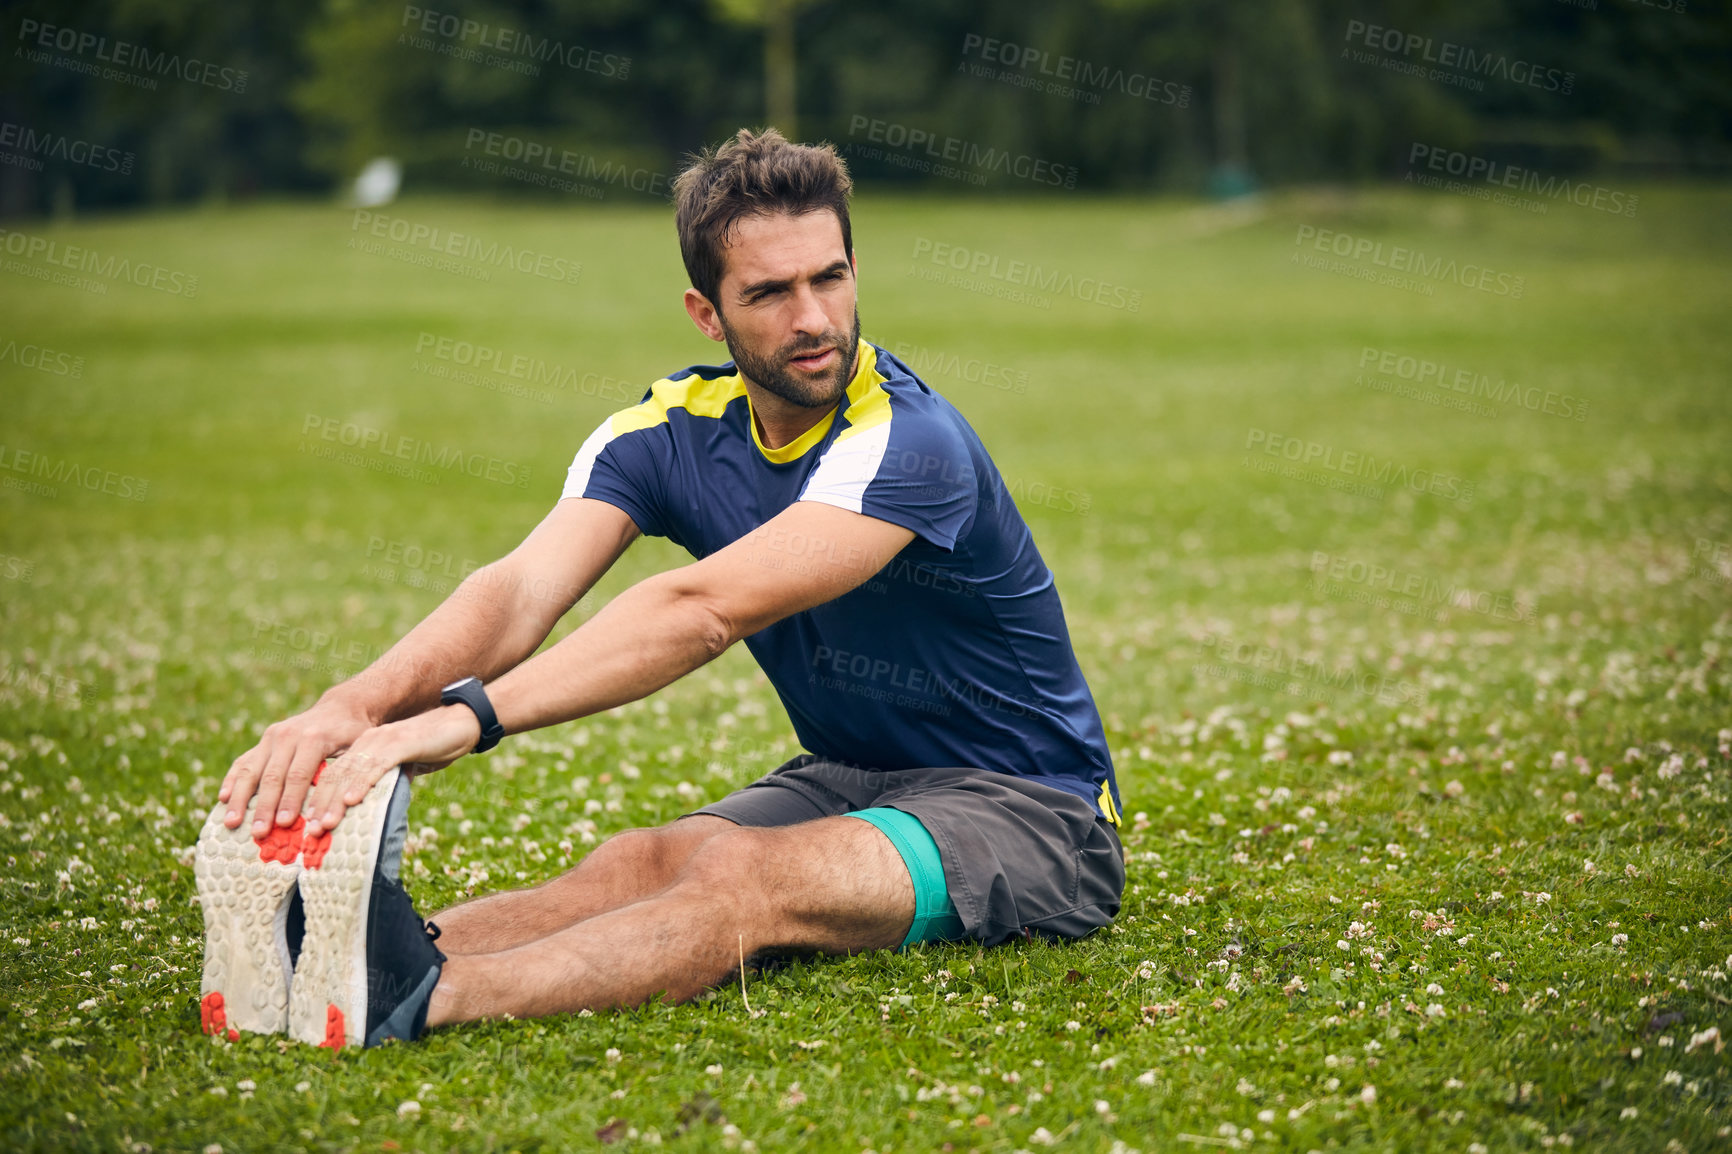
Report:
442,677,475,694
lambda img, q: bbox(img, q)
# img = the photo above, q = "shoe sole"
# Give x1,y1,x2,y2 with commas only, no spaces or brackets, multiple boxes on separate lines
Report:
288,767,401,1050
195,793,304,1037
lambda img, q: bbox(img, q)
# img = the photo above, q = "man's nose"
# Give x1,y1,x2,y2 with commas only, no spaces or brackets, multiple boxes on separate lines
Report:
790,283,829,335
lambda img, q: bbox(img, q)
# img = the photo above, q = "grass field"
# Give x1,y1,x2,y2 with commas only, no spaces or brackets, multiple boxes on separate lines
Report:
1,183,1730,1152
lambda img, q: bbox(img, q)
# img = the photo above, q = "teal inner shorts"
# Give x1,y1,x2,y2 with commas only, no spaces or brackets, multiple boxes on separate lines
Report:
844,807,967,949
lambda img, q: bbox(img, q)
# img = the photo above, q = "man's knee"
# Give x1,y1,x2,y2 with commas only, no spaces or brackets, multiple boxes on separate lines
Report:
667,825,771,902
592,817,733,879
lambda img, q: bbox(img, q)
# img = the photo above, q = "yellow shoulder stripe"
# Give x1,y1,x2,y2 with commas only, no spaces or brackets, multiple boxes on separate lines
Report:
836,340,892,443
609,369,747,437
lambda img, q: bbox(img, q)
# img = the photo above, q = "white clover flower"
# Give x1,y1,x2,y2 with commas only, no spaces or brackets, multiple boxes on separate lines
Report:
397,1100,420,1118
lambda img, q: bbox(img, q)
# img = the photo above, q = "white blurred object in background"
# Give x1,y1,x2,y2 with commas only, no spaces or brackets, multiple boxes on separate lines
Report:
350,158,402,208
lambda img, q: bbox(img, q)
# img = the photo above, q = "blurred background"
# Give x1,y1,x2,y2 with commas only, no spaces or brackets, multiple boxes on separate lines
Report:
3,0,1729,216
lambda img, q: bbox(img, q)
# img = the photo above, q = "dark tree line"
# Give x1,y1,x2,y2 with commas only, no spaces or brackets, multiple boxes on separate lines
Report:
2,0,1727,216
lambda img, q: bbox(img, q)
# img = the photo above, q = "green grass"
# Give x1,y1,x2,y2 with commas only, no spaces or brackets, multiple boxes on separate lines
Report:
2,184,1730,1152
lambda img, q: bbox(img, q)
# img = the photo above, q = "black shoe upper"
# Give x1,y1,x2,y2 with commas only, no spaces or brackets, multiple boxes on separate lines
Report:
363,874,447,1046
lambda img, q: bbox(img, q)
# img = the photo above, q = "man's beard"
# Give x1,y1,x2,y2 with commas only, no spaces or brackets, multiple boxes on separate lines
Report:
721,309,862,410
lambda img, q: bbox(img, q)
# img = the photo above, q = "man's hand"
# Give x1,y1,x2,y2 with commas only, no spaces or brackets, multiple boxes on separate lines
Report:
219,697,375,834
303,705,483,835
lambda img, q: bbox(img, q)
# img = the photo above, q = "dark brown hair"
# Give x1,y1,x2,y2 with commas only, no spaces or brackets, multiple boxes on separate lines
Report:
673,127,854,309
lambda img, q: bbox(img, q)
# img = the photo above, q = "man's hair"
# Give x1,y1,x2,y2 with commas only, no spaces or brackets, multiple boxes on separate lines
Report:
673,127,853,309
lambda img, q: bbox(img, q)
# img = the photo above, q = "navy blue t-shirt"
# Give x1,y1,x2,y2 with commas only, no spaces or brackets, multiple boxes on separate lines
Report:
561,339,1119,822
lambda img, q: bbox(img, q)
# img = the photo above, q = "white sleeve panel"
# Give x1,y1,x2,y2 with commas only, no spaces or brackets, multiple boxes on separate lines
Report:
559,418,618,501
796,421,893,514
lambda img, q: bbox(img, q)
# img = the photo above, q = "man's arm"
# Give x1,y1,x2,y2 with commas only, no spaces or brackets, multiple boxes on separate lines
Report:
302,500,916,832
220,498,639,834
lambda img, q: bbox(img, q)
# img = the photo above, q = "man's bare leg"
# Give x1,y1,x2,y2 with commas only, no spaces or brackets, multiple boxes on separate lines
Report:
426,816,736,956
425,816,914,1024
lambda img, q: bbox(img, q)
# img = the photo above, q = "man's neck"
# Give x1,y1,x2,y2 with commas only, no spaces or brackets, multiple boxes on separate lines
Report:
747,344,861,451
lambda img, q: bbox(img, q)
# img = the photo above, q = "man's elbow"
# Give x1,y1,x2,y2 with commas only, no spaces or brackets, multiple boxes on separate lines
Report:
651,576,737,660
686,593,736,660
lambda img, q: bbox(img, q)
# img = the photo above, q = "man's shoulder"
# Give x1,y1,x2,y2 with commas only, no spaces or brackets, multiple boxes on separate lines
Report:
862,346,981,457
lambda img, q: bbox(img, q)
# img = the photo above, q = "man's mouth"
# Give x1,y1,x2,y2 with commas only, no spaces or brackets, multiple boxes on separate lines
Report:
787,346,836,372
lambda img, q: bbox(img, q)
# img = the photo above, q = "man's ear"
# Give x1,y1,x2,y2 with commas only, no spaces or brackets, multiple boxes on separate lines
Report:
683,288,726,343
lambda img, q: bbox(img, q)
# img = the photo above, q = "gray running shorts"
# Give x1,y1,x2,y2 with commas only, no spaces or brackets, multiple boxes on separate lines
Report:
687,755,1125,947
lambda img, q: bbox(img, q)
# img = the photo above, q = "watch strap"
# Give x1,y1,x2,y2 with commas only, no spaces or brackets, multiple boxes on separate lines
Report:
440,677,504,754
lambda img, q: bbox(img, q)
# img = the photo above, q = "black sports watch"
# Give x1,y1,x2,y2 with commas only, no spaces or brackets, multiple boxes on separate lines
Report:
440,676,505,754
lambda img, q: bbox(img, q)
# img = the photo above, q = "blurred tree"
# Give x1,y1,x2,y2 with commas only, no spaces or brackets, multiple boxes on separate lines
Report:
710,0,823,140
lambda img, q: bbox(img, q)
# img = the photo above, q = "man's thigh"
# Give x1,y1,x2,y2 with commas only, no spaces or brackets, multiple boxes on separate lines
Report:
690,757,1125,948
703,815,914,954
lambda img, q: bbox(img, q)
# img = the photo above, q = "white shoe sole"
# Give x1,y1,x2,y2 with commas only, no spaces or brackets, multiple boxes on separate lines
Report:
195,794,302,1037
288,767,401,1049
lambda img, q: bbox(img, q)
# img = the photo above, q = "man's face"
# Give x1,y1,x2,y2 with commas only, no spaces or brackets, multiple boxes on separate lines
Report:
711,210,860,410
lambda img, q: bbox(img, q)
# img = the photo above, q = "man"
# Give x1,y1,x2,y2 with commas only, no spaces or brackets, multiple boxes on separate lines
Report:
197,127,1124,1050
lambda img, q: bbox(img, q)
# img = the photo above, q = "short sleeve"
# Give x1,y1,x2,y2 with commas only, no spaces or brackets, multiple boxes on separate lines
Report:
798,396,977,551
560,416,669,538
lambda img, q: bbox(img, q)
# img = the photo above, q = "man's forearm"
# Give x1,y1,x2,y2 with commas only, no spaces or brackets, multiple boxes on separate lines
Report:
323,562,574,725
484,572,729,736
